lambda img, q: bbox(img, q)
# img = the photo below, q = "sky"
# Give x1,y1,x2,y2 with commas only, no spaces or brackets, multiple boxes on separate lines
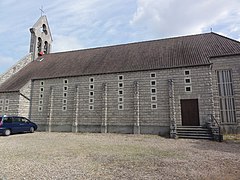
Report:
0,0,240,74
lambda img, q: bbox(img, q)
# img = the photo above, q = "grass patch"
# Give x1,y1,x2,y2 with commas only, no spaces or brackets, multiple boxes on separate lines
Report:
224,134,240,142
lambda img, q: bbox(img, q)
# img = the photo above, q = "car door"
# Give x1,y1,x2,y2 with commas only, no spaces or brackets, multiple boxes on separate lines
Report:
3,117,15,132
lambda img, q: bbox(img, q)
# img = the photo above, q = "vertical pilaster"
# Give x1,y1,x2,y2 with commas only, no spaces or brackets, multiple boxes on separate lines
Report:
101,83,108,133
169,79,177,138
47,86,53,132
72,85,79,133
133,81,140,134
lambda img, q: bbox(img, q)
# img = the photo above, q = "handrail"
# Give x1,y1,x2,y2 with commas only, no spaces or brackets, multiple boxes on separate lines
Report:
209,114,222,142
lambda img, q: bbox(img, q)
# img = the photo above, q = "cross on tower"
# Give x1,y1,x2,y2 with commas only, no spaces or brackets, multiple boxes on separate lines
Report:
40,6,45,16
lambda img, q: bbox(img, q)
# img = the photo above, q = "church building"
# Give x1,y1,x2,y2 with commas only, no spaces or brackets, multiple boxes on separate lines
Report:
0,16,240,137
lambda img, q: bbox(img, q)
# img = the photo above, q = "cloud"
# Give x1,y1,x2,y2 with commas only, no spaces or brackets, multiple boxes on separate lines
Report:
52,35,84,52
130,0,240,39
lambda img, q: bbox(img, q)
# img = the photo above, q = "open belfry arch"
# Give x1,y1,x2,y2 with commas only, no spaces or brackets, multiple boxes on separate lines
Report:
29,15,53,59
0,15,240,138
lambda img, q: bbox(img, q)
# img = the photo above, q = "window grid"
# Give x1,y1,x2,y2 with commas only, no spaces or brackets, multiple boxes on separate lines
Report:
217,70,236,123
118,75,124,110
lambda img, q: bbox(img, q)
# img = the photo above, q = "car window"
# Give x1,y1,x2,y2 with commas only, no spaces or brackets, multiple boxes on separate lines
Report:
0,117,2,121
3,117,13,123
13,117,22,122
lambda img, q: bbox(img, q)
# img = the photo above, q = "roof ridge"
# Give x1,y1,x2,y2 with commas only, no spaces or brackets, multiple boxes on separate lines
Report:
45,32,213,57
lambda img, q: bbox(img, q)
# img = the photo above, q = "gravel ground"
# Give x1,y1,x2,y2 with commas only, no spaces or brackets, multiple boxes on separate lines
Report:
0,132,239,180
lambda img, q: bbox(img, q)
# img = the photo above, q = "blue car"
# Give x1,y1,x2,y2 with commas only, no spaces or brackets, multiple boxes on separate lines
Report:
0,115,38,136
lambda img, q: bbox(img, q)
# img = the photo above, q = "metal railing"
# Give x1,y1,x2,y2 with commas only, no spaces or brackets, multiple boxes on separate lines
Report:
208,114,223,142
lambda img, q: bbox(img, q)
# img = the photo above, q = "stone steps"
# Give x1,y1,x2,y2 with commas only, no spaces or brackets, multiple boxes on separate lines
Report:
177,126,213,140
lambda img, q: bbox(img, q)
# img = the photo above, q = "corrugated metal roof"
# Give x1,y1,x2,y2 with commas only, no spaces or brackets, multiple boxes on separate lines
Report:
1,32,240,92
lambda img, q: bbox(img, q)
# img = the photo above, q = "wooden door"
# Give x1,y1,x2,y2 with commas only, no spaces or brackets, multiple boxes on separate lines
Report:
181,99,200,126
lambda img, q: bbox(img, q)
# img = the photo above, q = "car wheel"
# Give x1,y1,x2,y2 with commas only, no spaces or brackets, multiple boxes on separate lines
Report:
4,129,11,136
30,127,35,133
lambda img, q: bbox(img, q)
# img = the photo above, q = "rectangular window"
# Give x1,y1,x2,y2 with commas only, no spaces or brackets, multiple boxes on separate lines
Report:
185,86,192,92
0,106,3,111
5,99,9,104
118,75,124,81
89,77,94,83
217,70,236,123
118,104,124,110
4,106,8,111
89,105,94,110
0,99,3,104
151,95,157,101
63,79,68,84
151,103,157,109
150,80,156,86
62,106,67,111
63,86,68,91
40,81,44,86
89,84,94,90
151,88,157,94
38,106,43,112
39,100,43,105
63,99,67,105
40,87,44,92
150,72,156,78
89,91,94,96
184,70,190,76
39,94,43,99
63,92,68,98
118,97,124,103
118,90,124,95
184,78,191,84
89,98,94,103
118,82,124,88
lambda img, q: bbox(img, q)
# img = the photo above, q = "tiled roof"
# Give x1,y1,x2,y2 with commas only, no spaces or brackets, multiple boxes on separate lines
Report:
1,32,240,92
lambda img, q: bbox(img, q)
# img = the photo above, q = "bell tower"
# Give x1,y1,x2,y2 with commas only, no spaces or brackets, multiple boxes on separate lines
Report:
29,15,53,60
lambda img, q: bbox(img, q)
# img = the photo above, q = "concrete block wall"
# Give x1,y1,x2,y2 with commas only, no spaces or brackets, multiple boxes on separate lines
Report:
211,55,240,133
0,92,19,116
30,65,213,135
0,53,32,86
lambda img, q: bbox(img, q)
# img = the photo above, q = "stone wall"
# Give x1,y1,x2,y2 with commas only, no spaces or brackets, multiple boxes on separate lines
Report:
18,81,32,118
211,55,240,133
0,92,19,116
0,53,32,86
30,65,213,135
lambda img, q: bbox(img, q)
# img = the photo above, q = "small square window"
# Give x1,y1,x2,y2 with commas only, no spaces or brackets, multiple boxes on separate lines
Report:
151,80,156,86
89,91,94,96
150,72,156,78
151,88,157,94
5,99,9,104
118,90,124,95
63,86,68,91
0,99,3,104
118,82,124,88
39,100,43,105
62,106,67,111
184,78,191,84
89,105,94,110
151,95,157,101
40,81,44,86
63,79,68,84
40,87,44,92
184,70,190,76
39,94,43,99
118,104,124,110
118,97,124,103
89,77,94,83
118,75,124,81
63,99,67,105
38,106,43,112
185,86,192,92
63,92,68,97
4,106,8,111
89,84,94,90
151,103,157,109
0,106,3,111
89,98,94,103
